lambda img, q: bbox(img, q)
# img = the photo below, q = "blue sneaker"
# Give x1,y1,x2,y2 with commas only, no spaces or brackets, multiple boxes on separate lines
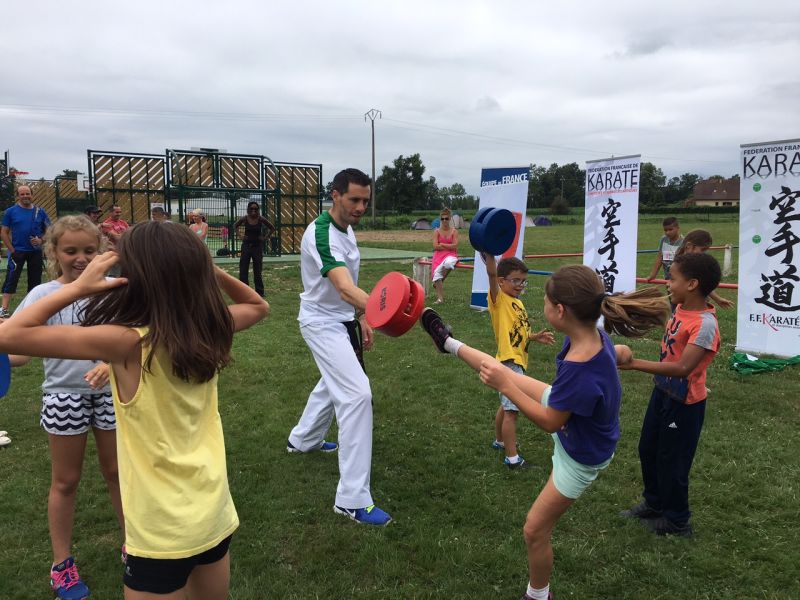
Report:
286,439,338,453
334,504,392,526
491,440,505,450
51,556,90,599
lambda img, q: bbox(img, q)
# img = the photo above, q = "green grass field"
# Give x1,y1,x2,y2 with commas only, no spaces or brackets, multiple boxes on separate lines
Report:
1,219,798,599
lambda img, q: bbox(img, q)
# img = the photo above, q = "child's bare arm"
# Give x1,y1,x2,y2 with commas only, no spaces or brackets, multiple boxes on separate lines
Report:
9,355,31,367
215,267,269,331
479,359,569,433
483,252,500,303
620,344,708,378
647,252,663,281
709,290,734,309
530,329,555,345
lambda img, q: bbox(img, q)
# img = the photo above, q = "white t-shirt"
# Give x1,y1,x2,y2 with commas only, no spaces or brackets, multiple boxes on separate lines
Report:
298,211,360,325
17,280,111,394
659,235,684,277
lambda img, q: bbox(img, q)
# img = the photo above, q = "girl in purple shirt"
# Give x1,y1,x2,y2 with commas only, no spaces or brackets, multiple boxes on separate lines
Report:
421,265,669,600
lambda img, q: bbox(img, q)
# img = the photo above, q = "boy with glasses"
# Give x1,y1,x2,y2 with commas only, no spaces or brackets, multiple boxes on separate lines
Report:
485,254,554,468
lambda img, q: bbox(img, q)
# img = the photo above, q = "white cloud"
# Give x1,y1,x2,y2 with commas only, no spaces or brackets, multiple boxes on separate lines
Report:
1,0,798,191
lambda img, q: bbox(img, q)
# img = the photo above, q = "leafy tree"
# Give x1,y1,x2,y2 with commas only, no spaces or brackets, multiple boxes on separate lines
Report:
60,169,79,179
375,154,432,214
550,194,571,215
663,172,701,205
322,180,334,203
527,162,585,209
424,176,439,210
639,162,667,206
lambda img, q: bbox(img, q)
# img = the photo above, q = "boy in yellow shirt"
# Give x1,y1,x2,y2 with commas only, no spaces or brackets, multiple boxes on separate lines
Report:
485,254,554,468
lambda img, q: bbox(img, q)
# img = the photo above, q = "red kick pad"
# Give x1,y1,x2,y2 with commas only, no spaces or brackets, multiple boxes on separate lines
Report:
366,272,425,337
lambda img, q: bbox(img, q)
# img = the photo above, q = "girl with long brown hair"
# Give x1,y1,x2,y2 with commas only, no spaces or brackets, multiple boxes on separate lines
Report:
0,221,269,599
421,264,669,600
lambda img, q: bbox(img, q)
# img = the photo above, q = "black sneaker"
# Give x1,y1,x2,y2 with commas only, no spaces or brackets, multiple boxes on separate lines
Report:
504,457,535,470
619,500,661,520
643,516,693,538
420,308,452,353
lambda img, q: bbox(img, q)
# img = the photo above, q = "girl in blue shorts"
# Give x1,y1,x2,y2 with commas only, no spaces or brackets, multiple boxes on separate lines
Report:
0,221,269,599
8,215,122,599
421,265,669,600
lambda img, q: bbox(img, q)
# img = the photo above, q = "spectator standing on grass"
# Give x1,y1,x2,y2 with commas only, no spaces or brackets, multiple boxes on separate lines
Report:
646,216,683,282
234,202,275,298
150,206,169,222
101,205,129,278
484,252,555,469
100,205,129,252
1,184,51,318
83,205,102,226
286,168,392,526
420,265,669,600
619,252,722,538
431,207,459,304
189,209,209,245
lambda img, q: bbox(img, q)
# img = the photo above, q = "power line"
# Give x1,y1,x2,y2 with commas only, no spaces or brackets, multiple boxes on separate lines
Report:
0,103,359,122
0,103,734,166
382,117,732,165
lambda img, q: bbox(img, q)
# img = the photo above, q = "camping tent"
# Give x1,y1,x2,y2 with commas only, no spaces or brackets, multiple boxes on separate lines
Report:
411,218,432,230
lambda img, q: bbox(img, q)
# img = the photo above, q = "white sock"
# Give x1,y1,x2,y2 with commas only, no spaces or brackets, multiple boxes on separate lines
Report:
527,582,550,600
506,454,521,464
443,337,464,355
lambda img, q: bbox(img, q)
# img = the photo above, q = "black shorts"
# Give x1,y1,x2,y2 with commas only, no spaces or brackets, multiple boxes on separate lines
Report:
123,535,232,594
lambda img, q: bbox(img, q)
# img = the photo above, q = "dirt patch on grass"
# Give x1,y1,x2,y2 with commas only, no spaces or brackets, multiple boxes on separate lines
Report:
356,230,436,243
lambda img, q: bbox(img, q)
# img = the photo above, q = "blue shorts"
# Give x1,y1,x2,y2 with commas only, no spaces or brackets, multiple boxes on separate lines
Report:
541,386,613,499
499,360,524,412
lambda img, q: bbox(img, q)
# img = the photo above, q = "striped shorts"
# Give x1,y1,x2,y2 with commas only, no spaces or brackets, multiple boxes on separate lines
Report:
40,392,116,435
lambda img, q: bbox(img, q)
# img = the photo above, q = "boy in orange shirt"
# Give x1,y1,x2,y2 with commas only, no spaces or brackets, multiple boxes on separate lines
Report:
484,253,554,469
618,252,722,537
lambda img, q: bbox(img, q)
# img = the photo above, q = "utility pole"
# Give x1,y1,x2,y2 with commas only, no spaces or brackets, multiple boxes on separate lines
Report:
364,109,381,224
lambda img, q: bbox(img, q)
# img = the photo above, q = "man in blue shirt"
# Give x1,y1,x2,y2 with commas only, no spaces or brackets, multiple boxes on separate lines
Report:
1,185,51,317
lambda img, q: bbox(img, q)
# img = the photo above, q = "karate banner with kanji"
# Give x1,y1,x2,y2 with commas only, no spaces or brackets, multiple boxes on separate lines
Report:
737,138,800,357
583,155,641,293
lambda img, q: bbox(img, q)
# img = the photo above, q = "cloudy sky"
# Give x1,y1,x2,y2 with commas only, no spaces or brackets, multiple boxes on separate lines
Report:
1,1,798,193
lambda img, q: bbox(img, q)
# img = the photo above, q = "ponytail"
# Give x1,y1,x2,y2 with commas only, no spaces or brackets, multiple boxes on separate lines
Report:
546,264,670,338
600,288,671,338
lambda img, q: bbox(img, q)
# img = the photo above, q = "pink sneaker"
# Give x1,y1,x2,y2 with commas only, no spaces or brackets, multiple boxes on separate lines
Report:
50,556,90,599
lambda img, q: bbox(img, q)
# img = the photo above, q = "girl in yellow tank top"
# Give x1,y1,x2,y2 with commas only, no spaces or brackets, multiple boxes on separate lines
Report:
0,221,270,599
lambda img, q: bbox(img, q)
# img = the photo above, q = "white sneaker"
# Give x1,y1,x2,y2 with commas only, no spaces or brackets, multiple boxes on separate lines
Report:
0,434,10,447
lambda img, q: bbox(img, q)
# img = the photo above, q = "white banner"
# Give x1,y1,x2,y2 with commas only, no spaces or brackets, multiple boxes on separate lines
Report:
737,138,800,357
470,167,529,310
76,172,91,192
583,155,641,293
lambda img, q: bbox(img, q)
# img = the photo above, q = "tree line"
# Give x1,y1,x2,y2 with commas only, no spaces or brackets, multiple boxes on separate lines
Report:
324,154,738,215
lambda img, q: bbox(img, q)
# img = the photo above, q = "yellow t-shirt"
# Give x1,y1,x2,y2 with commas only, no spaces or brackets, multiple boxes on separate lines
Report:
110,327,239,559
488,290,532,371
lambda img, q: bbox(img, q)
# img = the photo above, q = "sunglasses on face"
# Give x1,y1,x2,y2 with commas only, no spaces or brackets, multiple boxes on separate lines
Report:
440,217,450,220
503,277,528,287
